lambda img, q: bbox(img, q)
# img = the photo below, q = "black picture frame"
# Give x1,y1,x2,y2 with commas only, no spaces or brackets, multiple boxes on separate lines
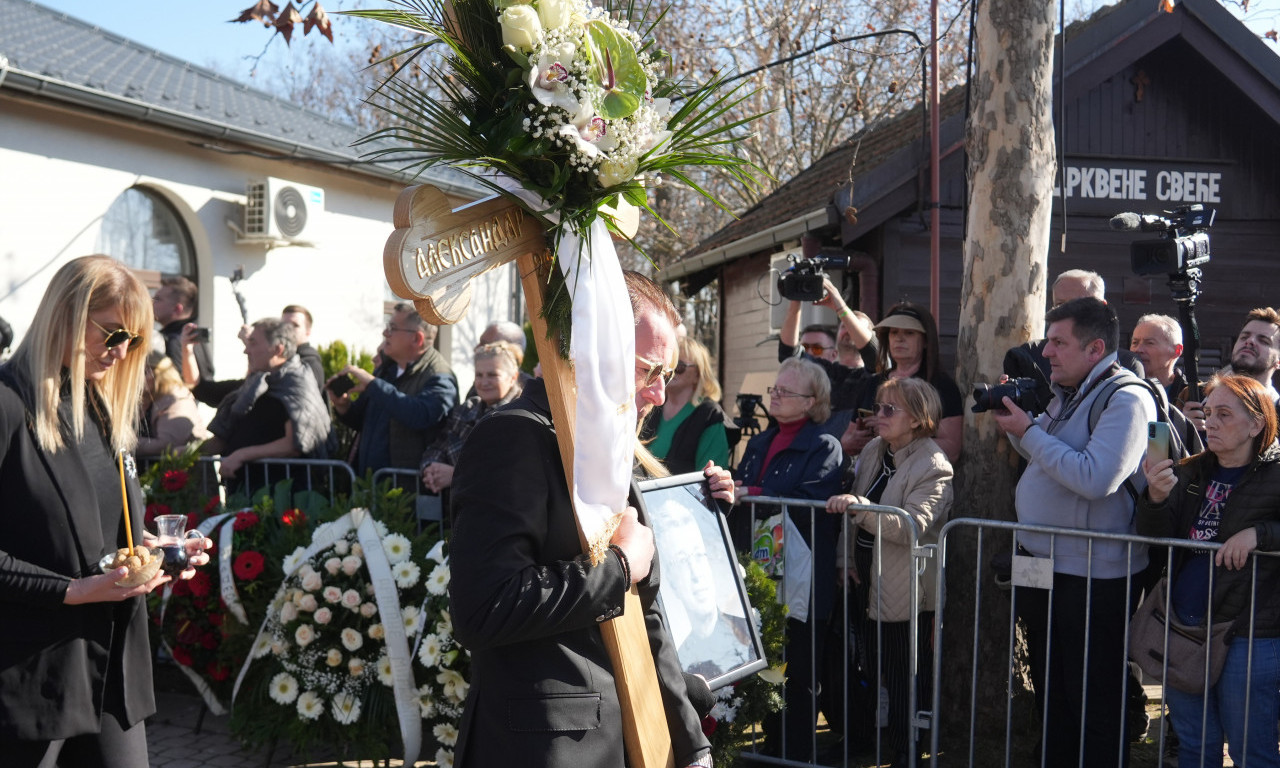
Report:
639,472,768,690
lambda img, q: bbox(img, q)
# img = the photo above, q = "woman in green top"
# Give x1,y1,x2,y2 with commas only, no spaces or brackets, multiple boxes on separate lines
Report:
640,336,730,474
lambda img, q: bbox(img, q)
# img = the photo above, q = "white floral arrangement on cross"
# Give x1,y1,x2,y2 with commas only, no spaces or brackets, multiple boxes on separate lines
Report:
230,508,467,767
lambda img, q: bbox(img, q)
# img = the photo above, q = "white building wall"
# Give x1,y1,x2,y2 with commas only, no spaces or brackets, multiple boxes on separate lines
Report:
0,95,518,392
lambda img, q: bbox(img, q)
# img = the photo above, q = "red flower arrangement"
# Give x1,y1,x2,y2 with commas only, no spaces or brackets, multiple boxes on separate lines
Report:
234,551,265,581
156,482,317,709
161,469,189,492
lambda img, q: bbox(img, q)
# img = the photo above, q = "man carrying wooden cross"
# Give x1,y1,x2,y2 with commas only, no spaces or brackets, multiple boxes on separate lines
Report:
449,271,733,767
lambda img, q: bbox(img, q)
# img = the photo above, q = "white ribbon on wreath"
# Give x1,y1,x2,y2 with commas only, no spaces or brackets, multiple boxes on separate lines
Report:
158,511,233,716
231,508,421,767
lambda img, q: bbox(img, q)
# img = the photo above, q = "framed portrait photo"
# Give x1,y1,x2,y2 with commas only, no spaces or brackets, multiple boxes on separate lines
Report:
639,472,768,690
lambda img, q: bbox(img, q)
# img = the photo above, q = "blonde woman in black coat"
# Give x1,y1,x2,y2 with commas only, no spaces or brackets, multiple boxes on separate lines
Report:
0,256,211,767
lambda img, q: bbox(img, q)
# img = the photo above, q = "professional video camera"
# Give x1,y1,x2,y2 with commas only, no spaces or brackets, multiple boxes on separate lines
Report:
776,253,854,302
734,393,767,432
1111,203,1216,402
971,377,1040,414
1109,204,1214,276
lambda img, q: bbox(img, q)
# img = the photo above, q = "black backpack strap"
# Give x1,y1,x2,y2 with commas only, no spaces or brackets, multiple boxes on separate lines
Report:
1086,376,1146,504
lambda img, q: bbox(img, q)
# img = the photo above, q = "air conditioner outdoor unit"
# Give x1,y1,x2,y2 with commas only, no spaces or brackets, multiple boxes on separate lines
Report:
244,178,324,240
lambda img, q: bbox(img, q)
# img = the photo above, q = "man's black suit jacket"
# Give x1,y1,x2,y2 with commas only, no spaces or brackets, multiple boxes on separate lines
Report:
449,379,711,767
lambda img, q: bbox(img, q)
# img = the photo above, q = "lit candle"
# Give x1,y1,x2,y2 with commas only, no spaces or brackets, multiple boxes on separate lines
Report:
118,450,134,553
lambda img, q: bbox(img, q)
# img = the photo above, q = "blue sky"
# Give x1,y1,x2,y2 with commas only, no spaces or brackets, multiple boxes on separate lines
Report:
35,0,1280,84
35,0,363,83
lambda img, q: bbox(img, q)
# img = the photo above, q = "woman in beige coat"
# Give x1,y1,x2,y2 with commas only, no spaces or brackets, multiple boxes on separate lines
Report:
827,376,953,767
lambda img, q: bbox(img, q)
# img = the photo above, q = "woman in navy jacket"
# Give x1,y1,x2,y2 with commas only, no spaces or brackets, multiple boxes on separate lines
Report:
0,256,210,767
734,356,843,760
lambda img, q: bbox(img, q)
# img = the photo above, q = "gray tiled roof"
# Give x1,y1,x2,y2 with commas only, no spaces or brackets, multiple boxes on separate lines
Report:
0,0,484,197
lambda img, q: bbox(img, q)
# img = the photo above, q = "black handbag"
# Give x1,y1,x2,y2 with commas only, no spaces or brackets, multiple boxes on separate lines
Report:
1128,576,1232,694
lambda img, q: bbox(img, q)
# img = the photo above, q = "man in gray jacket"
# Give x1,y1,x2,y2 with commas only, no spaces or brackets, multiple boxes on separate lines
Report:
992,297,1155,768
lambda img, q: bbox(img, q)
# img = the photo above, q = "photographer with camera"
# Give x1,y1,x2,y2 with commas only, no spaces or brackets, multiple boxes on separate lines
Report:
1003,271,1145,415
153,275,213,384
992,297,1154,768
778,275,878,406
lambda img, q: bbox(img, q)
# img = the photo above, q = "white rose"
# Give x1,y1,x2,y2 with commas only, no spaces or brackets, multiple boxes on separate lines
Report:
351,543,363,558
280,602,299,624
323,586,343,604
348,657,366,677
294,624,315,647
342,589,363,611
326,648,343,667
360,602,378,618
535,0,571,30
324,557,341,575
341,555,362,576
597,157,637,188
341,627,364,652
314,607,333,625
298,564,318,581
368,623,386,641
333,539,349,556
301,572,323,592
298,593,318,612
499,5,542,53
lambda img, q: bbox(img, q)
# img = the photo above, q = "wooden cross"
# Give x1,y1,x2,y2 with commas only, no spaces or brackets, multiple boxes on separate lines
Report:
384,184,675,768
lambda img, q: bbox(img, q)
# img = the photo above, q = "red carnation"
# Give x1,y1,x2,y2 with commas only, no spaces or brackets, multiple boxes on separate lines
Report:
171,645,193,667
233,511,259,531
200,632,218,650
161,469,189,492
203,495,220,514
701,715,718,737
233,551,265,581
144,503,170,527
281,508,307,527
188,570,212,597
208,612,224,627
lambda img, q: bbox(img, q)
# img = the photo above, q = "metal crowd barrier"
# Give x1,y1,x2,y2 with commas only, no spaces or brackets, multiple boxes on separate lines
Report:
735,495,925,768
932,518,1280,768
136,454,357,509
371,467,446,533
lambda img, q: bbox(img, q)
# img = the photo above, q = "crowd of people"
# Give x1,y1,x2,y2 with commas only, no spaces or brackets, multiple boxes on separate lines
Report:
4,254,1280,767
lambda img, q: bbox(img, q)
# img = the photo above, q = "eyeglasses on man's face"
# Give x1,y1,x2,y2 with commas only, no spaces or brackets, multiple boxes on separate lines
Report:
90,318,143,351
801,342,833,356
384,323,417,335
635,355,677,389
767,386,813,399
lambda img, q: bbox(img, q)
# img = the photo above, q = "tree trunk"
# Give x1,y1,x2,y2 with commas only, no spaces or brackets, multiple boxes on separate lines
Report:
940,0,1056,761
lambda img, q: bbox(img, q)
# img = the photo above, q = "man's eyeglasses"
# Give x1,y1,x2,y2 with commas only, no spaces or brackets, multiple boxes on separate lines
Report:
89,318,143,351
767,386,813,399
384,324,417,335
871,402,902,417
801,343,833,356
636,355,677,389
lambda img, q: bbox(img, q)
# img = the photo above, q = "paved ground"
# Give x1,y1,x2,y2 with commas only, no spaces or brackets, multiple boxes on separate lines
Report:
145,688,435,768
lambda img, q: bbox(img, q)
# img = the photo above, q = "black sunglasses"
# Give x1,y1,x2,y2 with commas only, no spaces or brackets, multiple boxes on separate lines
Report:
90,318,143,351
